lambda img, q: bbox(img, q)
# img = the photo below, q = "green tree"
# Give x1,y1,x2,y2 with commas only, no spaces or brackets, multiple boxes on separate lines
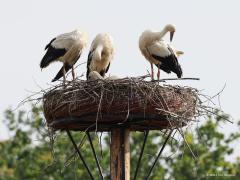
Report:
164,114,240,180
0,105,240,179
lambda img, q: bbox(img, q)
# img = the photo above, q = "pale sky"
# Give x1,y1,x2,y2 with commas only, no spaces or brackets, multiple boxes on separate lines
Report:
0,0,240,143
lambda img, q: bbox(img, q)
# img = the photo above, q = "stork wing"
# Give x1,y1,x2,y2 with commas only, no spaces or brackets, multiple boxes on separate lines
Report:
45,38,56,50
52,47,82,82
40,41,66,68
41,34,76,69
150,42,183,78
148,41,171,58
51,33,78,50
86,50,94,79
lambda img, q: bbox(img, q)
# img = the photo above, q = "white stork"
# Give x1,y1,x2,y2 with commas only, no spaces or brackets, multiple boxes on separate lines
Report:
139,24,183,80
40,29,87,84
86,33,114,79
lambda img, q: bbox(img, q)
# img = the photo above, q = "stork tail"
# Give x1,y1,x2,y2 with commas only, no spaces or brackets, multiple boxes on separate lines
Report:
176,66,183,78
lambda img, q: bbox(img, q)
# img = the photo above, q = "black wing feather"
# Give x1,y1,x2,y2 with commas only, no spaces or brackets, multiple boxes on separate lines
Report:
40,40,66,68
45,38,56,50
99,70,105,77
86,50,94,79
51,63,72,82
86,49,111,79
99,62,111,77
151,47,182,78
105,62,111,74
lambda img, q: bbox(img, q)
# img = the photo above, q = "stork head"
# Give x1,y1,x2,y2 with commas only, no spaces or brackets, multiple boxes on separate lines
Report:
164,24,176,42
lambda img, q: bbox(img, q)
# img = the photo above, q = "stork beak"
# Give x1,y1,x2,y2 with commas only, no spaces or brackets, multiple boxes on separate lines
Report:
170,31,175,42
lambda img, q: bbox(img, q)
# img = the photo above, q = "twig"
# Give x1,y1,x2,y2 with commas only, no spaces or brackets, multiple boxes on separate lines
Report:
177,128,197,160
152,77,200,82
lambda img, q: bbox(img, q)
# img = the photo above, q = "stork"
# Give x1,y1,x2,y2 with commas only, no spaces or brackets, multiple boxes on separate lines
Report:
86,33,114,79
139,24,183,80
40,29,87,84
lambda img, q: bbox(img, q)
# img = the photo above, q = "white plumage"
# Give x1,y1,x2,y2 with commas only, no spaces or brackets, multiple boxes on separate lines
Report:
139,24,183,80
40,29,87,83
86,33,114,79
88,71,119,81
88,71,104,80
105,75,119,80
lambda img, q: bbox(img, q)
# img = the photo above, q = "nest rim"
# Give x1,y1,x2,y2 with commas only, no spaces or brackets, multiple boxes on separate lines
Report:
43,78,198,132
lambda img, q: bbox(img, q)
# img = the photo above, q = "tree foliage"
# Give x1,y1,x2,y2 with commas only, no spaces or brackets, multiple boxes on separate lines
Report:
0,105,240,179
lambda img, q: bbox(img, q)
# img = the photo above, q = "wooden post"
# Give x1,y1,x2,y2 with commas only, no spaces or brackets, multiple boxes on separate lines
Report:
110,128,130,180
124,129,130,180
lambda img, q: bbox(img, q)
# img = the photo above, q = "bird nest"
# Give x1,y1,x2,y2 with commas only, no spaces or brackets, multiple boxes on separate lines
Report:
43,77,198,131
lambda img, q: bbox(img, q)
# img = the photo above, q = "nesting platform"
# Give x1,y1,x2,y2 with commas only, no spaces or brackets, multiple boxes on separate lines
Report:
43,78,197,131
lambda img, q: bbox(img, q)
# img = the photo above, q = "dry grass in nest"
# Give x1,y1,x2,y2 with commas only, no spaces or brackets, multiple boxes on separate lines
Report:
43,76,198,132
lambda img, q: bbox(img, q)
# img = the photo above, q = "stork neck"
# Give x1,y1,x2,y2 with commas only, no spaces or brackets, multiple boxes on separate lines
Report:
153,28,168,40
93,45,104,61
96,45,103,54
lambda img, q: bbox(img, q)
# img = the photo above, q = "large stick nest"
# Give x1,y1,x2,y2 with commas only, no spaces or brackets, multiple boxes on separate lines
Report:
43,77,198,131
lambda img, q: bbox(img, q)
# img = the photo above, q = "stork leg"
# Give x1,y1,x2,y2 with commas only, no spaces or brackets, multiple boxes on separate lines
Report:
63,64,66,87
157,68,160,81
151,63,154,81
72,66,75,80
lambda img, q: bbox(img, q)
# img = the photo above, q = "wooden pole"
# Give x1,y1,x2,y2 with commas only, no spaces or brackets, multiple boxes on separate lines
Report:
110,128,130,180
124,129,130,180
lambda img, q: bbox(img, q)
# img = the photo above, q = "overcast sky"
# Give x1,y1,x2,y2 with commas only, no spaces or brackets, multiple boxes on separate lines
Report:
0,0,240,144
